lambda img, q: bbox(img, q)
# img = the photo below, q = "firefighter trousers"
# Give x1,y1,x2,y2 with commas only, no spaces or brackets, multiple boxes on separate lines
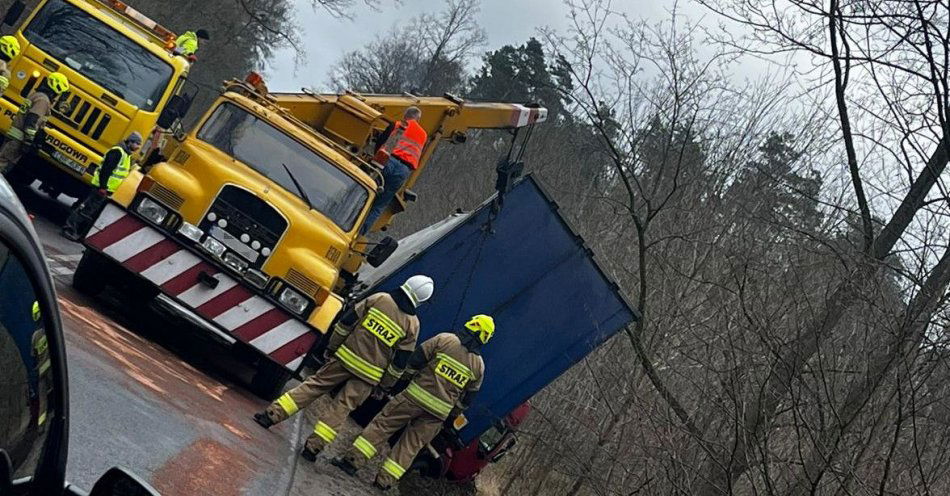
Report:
0,139,25,174
343,393,444,489
264,358,374,453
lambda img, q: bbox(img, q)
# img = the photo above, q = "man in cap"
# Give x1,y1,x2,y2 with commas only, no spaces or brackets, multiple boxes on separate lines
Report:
62,131,142,241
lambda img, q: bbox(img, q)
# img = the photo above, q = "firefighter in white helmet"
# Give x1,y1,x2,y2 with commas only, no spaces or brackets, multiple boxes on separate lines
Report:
253,275,435,461
331,314,493,491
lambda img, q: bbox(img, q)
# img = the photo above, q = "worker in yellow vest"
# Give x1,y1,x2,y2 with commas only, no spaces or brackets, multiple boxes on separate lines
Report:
331,315,493,491
174,29,209,57
61,132,141,241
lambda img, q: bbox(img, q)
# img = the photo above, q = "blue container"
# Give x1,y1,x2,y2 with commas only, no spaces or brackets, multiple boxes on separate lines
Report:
360,175,638,443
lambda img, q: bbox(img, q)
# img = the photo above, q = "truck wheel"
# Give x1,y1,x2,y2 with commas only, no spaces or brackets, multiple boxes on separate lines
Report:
72,250,110,296
250,359,291,401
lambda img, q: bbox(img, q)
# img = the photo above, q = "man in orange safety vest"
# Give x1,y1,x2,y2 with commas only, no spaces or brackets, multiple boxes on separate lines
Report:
361,106,427,234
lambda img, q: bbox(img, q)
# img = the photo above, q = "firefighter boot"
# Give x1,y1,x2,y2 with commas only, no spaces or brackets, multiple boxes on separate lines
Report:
330,457,359,476
252,411,274,429
300,446,320,462
372,480,396,493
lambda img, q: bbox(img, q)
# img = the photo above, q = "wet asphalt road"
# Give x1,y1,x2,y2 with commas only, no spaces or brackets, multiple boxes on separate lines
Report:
20,185,306,495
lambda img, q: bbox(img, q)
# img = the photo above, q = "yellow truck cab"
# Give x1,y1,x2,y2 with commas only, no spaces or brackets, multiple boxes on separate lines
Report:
75,73,545,398
0,0,192,199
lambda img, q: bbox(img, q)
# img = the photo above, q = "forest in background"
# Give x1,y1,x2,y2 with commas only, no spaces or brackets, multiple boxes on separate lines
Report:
4,0,950,494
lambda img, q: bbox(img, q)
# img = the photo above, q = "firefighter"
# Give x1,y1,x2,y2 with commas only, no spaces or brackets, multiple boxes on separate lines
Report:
30,301,51,427
252,275,435,461
361,106,428,234
330,314,494,491
61,131,143,241
174,29,209,57
0,72,69,175
0,36,21,93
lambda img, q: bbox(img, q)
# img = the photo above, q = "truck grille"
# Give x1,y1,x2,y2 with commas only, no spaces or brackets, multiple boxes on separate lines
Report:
145,182,184,210
53,91,111,140
286,268,320,297
200,185,287,269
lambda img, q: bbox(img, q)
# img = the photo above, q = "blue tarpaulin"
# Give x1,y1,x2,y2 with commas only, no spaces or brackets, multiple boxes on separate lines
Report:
359,175,638,443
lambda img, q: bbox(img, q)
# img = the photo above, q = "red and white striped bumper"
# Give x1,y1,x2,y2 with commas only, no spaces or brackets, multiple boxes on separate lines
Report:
85,203,316,371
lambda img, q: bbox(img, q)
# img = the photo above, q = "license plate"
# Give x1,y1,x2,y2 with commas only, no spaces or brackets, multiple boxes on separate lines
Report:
209,225,259,263
51,150,86,175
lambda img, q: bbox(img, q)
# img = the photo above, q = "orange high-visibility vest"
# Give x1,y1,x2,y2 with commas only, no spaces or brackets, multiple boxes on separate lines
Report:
389,119,427,169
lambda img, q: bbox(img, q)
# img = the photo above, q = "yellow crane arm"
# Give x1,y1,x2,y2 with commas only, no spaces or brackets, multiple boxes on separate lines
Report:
269,90,547,233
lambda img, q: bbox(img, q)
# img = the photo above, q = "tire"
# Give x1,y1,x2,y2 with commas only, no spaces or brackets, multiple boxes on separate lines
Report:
71,250,110,296
250,359,291,401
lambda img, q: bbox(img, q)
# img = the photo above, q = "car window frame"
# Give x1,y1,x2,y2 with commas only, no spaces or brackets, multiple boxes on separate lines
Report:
0,199,69,496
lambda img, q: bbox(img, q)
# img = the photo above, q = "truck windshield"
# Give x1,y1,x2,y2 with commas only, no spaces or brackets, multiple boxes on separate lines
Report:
198,102,369,231
23,0,173,111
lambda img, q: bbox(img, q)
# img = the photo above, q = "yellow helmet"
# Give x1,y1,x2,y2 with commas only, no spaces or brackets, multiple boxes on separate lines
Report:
45,72,69,95
0,36,20,60
465,314,496,345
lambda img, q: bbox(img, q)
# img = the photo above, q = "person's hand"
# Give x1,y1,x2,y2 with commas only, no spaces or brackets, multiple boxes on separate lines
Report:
97,188,109,197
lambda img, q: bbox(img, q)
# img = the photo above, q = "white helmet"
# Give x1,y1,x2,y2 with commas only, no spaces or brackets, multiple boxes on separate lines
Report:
401,275,434,307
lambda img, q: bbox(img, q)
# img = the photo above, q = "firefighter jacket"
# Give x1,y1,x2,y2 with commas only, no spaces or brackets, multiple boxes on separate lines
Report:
328,292,420,386
405,333,484,420
92,146,131,193
387,119,426,169
0,61,10,93
7,91,51,142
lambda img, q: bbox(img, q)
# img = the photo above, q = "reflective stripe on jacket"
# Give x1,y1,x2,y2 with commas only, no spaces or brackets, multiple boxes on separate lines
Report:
92,146,131,192
404,333,485,420
389,119,426,169
331,292,420,385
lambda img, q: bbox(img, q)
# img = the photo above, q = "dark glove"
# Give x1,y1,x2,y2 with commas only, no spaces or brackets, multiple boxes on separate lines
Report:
371,386,387,401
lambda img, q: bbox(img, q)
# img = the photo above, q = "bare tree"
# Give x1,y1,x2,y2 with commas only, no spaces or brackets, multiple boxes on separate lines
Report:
328,0,485,94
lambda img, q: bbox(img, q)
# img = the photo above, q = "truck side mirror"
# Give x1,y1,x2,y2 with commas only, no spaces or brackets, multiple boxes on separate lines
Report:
157,94,191,129
367,236,398,267
89,467,159,496
2,1,25,26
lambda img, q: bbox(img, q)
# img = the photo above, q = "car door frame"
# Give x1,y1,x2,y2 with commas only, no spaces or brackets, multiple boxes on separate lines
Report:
0,192,70,496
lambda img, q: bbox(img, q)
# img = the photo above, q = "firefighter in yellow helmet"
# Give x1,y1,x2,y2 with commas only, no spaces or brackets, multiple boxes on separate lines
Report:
0,72,69,175
253,275,435,462
0,36,21,93
331,314,494,491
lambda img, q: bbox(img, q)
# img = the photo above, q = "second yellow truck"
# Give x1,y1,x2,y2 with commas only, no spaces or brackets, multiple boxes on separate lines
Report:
0,0,193,199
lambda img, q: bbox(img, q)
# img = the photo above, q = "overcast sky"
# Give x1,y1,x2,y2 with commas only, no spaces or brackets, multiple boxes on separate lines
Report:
264,0,678,92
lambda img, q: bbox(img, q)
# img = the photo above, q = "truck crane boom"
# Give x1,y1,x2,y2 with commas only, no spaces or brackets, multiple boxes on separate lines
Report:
270,91,547,226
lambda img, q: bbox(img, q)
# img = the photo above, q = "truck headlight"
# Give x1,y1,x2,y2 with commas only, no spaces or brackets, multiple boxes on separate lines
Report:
201,236,226,258
279,287,309,315
137,197,167,224
178,222,203,242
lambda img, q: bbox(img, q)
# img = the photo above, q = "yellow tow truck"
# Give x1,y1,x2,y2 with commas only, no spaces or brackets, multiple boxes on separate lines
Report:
74,73,546,397
0,0,194,199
